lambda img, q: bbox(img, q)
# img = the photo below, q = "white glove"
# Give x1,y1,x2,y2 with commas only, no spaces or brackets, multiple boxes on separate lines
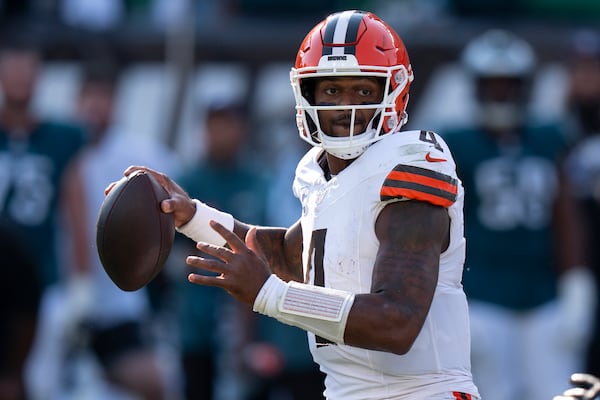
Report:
558,267,597,349
553,373,600,400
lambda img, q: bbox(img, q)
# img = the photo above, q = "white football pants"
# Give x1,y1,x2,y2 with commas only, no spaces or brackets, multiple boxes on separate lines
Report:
468,300,585,400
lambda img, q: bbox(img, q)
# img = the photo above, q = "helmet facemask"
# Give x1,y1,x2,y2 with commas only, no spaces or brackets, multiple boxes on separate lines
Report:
291,63,412,160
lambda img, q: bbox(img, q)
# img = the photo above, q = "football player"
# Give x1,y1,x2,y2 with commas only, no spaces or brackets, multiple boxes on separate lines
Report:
119,10,480,400
441,29,595,400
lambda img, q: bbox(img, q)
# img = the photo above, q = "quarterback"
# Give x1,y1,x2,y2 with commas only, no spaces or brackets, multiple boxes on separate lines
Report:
120,10,480,400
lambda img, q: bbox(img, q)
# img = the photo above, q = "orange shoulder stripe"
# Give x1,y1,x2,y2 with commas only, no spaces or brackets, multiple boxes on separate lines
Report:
380,164,458,207
386,170,458,195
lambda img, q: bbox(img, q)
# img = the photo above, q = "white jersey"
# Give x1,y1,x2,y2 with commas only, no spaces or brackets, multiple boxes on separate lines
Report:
292,130,479,400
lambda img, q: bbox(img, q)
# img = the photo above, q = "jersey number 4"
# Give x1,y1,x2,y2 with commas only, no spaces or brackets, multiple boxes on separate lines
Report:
309,229,335,347
420,130,443,152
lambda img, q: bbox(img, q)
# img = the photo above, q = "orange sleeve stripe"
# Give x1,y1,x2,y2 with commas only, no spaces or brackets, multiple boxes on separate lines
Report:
380,186,455,208
386,170,458,195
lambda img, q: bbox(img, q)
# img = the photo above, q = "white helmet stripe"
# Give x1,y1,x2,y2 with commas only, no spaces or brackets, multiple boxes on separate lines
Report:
332,10,356,56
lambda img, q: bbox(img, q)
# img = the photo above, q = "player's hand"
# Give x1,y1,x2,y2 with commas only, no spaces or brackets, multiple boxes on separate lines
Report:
557,268,597,350
186,221,271,305
109,165,196,228
553,373,600,400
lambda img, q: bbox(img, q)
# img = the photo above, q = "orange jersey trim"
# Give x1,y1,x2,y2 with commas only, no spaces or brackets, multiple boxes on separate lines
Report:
380,164,458,208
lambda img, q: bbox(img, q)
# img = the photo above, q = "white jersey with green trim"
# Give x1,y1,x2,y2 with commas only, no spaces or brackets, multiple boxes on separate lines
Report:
292,130,479,400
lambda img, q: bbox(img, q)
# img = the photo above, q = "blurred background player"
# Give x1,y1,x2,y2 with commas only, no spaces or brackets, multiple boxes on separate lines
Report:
59,55,183,399
166,65,323,399
169,98,272,400
0,34,86,291
0,31,88,399
168,93,325,400
0,217,42,400
439,29,596,400
563,29,600,381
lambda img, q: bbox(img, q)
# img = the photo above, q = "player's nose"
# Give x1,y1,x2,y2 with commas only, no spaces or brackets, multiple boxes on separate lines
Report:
339,91,358,105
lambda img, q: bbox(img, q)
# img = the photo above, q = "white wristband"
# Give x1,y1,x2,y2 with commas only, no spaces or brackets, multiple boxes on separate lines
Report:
253,274,355,344
176,199,234,246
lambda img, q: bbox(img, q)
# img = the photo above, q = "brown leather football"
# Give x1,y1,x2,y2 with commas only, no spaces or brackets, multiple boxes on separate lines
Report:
96,170,174,291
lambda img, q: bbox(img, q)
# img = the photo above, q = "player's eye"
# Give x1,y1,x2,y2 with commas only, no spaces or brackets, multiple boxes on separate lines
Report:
358,89,372,96
324,87,338,95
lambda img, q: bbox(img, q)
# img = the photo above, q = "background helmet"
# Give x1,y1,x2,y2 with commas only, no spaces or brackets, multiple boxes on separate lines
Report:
290,10,413,159
461,29,536,130
462,29,536,78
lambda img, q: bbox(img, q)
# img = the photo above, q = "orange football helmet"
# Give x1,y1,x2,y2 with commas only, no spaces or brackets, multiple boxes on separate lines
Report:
290,10,414,159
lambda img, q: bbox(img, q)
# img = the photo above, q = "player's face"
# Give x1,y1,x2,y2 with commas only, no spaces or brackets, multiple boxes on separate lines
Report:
476,76,524,103
313,76,384,137
78,83,115,139
0,50,39,106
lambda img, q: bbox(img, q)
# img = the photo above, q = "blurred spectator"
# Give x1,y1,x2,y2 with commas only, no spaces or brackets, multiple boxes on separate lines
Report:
59,57,182,399
0,218,42,400
0,33,88,398
0,35,86,288
247,64,325,400
171,98,270,400
439,29,595,400
563,29,600,379
171,97,294,400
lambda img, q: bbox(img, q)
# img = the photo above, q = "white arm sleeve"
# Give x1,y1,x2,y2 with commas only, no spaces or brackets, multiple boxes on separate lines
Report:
253,274,355,344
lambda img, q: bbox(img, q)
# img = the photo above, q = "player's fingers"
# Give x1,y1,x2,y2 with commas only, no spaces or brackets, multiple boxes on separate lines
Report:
124,164,150,176
104,179,120,195
563,387,586,397
187,272,226,288
186,255,229,274
122,166,191,215
209,220,247,251
124,165,172,192
195,242,234,263
571,373,598,385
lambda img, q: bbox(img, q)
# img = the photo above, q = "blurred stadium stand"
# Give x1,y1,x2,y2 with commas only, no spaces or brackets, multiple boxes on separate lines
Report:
0,0,598,161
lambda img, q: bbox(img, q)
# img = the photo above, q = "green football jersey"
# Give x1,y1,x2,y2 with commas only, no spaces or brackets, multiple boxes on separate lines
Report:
0,121,87,287
442,123,568,310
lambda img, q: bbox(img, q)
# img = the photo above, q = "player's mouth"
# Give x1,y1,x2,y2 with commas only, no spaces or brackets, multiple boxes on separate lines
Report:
333,114,366,135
